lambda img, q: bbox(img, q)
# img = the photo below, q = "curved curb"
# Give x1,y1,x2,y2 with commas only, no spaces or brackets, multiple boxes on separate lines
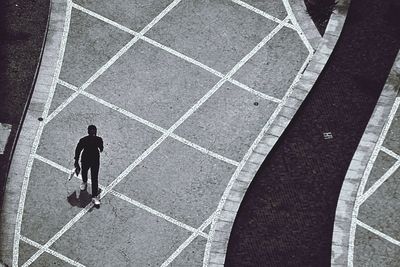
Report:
332,52,400,266
0,0,67,264
205,0,350,266
289,0,323,51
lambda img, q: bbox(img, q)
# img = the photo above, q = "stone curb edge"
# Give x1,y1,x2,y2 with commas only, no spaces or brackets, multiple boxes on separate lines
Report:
0,0,67,264
289,0,322,51
207,0,351,266
331,51,400,266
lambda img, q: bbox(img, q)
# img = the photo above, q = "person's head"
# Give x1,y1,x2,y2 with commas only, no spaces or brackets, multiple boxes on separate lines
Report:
88,125,97,136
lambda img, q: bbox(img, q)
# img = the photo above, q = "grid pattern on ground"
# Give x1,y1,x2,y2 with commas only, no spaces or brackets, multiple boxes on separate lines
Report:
10,0,312,266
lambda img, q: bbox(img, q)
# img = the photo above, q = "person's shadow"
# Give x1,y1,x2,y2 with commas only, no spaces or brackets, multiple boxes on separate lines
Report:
67,190,92,208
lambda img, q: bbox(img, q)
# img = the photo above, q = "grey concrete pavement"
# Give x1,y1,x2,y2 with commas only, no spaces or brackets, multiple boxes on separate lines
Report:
0,0,320,266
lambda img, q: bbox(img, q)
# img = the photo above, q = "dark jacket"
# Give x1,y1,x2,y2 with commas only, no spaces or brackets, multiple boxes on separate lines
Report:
74,135,103,163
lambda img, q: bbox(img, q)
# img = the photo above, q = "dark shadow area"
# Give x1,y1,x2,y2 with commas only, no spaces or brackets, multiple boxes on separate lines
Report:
67,190,92,208
304,0,337,35
226,0,400,266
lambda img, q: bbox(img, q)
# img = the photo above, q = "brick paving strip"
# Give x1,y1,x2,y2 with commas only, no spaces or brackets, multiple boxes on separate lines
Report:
205,0,350,265
333,52,400,266
0,0,321,266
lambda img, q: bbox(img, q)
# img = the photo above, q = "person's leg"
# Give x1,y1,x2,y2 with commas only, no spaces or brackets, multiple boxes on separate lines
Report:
80,162,89,190
90,161,99,198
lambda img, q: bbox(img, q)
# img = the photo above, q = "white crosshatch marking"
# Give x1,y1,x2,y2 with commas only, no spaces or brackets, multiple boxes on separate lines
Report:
19,235,86,267
357,219,400,247
12,0,314,266
348,97,400,266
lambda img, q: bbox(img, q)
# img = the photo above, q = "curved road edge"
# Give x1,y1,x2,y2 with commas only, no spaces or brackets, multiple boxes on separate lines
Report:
0,0,67,264
205,0,351,266
332,52,400,266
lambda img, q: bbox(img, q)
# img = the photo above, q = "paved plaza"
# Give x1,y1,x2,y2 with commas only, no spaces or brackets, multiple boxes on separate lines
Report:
350,95,400,267
1,0,314,266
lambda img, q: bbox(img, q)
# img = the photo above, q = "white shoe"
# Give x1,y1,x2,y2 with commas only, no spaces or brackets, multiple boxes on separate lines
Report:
92,197,100,205
80,182,87,191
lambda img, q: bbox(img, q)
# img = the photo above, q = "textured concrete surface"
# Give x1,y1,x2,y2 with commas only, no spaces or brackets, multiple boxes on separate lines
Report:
0,0,320,266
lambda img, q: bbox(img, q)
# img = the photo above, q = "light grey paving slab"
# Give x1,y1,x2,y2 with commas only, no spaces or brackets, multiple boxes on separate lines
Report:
31,252,73,267
383,106,400,156
20,159,87,245
358,167,400,240
146,0,278,74
74,0,174,32
87,40,219,129
59,8,132,87
170,236,207,267
114,137,236,227
242,0,287,20
175,83,278,162
48,84,74,115
36,94,162,186
18,241,38,266
364,150,398,193
354,226,400,267
51,194,192,267
232,27,308,99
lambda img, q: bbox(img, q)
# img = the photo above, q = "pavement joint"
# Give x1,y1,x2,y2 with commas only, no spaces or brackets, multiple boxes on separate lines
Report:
71,2,283,104
33,153,208,239
19,235,85,267
58,79,240,167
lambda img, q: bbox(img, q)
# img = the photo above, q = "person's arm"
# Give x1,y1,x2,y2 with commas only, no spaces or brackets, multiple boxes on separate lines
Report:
98,137,103,152
74,139,84,165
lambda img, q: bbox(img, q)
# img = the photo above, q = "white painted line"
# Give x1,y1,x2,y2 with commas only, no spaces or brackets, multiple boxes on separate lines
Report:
357,160,400,205
0,123,12,154
161,213,215,267
230,0,297,31
357,219,400,247
12,1,74,266
20,236,86,267
381,146,400,160
58,80,239,166
203,46,313,266
72,2,283,104
72,3,137,35
45,0,183,125
26,13,283,266
21,1,184,266
281,0,314,54
33,153,208,238
228,78,282,103
348,97,400,266
169,133,239,166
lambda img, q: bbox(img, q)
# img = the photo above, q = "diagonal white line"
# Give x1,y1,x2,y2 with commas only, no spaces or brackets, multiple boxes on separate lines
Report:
12,1,74,266
161,212,215,267
348,97,400,266
230,0,296,30
203,48,313,266
44,0,183,125
357,219,400,247
281,0,314,54
381,146,400,160
20,236,86,267
72,2,283,104
357,159,400,205
25,18,284,266
33,153,208,239
22,1,184,266
58,80,239,166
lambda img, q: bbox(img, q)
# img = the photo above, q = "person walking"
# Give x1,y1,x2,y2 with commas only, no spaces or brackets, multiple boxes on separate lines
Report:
74,125,103,205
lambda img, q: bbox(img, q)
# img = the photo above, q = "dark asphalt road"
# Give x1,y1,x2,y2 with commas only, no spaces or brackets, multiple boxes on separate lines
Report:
226,0,400,266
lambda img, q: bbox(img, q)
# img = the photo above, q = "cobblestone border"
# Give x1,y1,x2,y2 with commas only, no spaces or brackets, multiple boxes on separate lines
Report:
289,0,322,50
0,0,67,264
206,0,351,266
331,52,400,266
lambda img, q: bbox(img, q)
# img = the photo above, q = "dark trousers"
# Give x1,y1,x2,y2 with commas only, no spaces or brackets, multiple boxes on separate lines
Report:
81,160,99,197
